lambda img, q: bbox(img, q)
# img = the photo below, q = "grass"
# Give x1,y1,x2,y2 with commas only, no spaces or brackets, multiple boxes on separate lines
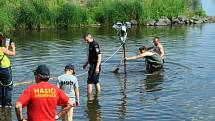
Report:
0,0,205,34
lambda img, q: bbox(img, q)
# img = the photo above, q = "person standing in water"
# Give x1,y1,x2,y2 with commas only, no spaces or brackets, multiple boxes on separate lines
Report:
148,37,165,62
125,46,163,73
83,33,102,94
57,64,80,121
0,32,16,107
15,65,73,121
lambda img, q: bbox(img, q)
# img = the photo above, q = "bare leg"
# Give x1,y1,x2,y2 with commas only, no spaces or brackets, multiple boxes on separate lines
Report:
88,84,93,95
87,94,93,101
95,83,101,93
68,107,74,121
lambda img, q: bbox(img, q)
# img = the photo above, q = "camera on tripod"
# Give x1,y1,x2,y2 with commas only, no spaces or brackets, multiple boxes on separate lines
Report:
113,22,131,44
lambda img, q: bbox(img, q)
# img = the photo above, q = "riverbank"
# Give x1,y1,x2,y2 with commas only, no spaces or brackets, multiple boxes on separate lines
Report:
0,0,207,34
145,16,215,26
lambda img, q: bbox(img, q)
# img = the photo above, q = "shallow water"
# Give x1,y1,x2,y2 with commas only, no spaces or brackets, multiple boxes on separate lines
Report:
0,22,213,121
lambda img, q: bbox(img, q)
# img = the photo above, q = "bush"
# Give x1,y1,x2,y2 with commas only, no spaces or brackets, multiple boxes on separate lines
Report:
93,0,191,24
141,0,190,21
0,9,14,33
0,0,206,33
32,0,51,28
94,0,143,24
56,3,88,27
16,0,37,29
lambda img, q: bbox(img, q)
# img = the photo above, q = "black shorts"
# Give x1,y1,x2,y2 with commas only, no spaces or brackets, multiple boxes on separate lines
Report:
87,64,101,84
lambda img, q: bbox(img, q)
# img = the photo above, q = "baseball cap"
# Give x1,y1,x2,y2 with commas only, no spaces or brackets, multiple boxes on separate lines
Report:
139,46,147,51
34,64,50,76
0,32,3,36
65,64,75,74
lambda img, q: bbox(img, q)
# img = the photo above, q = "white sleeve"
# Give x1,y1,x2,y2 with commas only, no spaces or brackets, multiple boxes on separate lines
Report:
74,77,79,88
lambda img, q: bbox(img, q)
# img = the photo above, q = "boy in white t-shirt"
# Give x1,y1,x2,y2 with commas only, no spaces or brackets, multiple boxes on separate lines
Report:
57,64,80,121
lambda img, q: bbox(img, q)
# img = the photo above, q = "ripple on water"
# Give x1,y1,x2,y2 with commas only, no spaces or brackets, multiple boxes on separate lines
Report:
10,23,215,121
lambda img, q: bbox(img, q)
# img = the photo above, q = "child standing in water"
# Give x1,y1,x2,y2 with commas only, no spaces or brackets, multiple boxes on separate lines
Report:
57,64,80,121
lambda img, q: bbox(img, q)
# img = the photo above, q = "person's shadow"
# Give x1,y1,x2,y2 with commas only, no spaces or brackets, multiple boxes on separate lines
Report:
86,94,101,121
0,107,12,121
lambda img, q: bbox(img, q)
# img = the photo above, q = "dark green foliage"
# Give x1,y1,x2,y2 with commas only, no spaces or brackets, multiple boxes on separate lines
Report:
94,0,143,24
0,0,206,34
56,3,88,27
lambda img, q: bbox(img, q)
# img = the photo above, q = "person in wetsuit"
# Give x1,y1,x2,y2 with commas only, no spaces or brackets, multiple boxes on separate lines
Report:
125,46,163,73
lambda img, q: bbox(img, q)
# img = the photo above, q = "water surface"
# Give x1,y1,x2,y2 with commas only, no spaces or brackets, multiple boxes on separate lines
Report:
2,23,214,121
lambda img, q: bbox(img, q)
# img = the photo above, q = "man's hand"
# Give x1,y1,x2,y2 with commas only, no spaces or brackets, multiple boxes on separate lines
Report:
124,57,128,61
95,67,100,75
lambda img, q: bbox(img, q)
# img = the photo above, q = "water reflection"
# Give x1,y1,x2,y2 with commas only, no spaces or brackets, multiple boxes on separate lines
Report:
144,70,164,92
86,94,102,121
114,74,128,120
139,70,164,104
0,107,12,121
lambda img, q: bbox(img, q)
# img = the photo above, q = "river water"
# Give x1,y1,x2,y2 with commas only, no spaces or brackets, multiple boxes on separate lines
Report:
1,1,215,121
3,23,213,121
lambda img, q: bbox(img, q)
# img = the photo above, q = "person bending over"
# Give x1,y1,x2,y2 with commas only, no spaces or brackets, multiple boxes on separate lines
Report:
125,46,163,73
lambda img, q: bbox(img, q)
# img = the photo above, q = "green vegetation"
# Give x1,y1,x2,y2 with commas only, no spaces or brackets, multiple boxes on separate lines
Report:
0,0,205,34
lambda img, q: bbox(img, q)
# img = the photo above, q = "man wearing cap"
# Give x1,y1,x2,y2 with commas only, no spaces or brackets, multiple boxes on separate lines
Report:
15,65,73,121
57,64,80,121
125,46,163,73
83,33,102,94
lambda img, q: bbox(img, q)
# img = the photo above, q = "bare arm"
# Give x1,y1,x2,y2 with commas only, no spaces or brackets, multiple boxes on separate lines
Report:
15,102,25,121
95,54,101,74
96,54,101,68
75,87,80,104
0,44,16,56
127,54,145,60
56,100,73,119
126,52,154,61
159,45,164,59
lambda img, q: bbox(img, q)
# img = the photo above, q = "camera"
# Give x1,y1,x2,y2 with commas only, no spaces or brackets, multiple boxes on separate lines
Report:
5,38,13,46
112,22,132,31
113,22,131,44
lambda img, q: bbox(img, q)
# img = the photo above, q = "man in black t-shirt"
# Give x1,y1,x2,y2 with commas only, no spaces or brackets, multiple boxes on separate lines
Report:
83,33,101,94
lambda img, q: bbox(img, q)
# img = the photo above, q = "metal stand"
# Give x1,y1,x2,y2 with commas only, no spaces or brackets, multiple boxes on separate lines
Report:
113,23,130,74
123,43,127,74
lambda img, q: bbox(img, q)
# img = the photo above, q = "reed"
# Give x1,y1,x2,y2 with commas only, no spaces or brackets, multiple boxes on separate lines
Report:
0,0,205,34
